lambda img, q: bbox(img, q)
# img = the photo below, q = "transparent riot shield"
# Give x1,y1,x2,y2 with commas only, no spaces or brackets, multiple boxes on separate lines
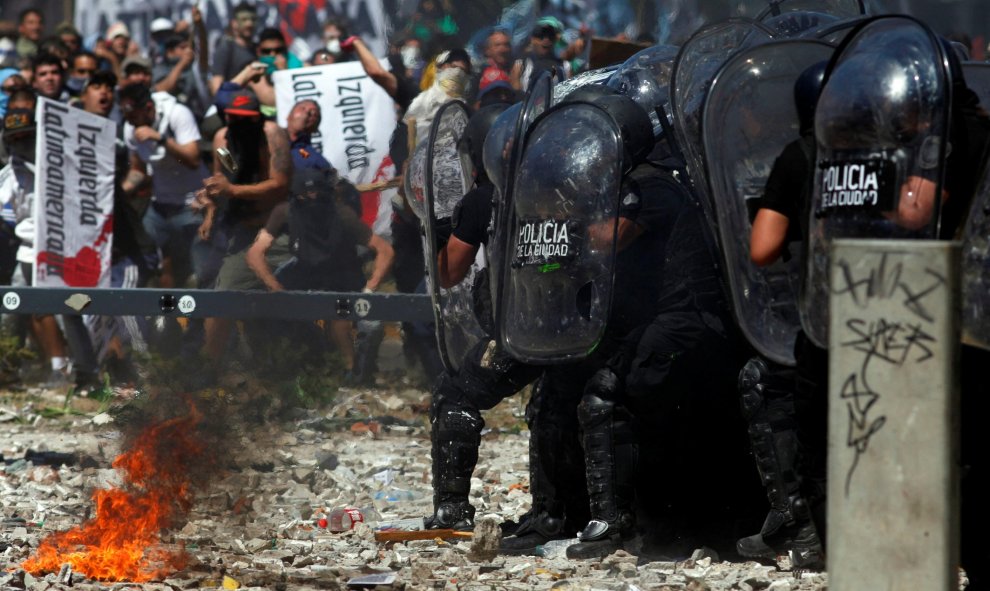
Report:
959,64,990,351
702,39,835,365
421,100,485,372
606,45,680,137
491,70,555,344
762,11,840,37
756,0,865,21
403,137,429,224
802,15,951,348
670,19,776,232
552,65,620,104
961,160,990,351
499,102,624,363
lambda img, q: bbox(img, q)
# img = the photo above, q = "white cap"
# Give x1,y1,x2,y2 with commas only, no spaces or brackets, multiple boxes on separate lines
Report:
150,18,175,34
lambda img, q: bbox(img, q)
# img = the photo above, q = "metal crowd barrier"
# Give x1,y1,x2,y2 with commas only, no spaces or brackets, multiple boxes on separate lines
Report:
0,288,434,322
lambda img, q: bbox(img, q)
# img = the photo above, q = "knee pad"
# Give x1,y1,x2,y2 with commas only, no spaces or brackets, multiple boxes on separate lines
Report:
584,368,621,402
739,357,769,422
578,393,616,431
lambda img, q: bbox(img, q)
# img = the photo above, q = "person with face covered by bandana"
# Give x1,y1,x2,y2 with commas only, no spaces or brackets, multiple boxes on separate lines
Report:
119,83,209,291
65,51,99,99
403,48,471,146
199,88,291,361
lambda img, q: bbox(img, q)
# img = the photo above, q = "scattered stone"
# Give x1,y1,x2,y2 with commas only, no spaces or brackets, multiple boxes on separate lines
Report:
468,516,500,561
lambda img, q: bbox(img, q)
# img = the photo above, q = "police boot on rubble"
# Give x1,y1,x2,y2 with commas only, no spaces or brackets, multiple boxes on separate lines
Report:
567,369,638,559
424,375,483,531
735,357,824,569
501,376,589,554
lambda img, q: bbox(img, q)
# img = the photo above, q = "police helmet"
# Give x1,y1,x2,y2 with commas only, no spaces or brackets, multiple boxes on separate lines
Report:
794,59,828,133
483,101,523,192
560,83,654,169
462,102,511,175
606,45,679,140
590,94,656,170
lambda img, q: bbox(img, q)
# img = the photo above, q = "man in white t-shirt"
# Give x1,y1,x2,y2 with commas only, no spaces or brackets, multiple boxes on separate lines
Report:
119,83,210,287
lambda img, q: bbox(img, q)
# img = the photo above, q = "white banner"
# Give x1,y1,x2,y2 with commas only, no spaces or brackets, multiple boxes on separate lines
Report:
33,98,116,288
274,63,397,236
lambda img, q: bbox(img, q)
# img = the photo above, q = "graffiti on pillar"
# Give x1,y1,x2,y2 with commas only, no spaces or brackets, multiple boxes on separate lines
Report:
833,250,946,496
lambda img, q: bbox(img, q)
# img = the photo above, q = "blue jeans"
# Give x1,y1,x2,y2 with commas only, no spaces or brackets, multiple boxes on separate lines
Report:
142,202,217,287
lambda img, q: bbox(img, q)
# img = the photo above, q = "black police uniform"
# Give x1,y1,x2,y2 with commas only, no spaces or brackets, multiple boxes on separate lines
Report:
427,178,592,544
566,154,744,559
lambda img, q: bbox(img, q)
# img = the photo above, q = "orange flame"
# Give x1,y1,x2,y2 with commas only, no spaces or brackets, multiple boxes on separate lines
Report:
21,401,207,582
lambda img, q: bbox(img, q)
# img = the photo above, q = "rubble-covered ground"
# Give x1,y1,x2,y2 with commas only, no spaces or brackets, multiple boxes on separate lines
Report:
0,369,843,591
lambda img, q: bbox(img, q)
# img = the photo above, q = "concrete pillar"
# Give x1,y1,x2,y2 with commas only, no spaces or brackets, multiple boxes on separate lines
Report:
828,239,960,591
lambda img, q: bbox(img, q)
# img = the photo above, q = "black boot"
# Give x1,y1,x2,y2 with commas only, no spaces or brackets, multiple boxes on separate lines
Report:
567,381,638,560
425,382,484,532
502,374,587,555
736,357,824,569
500,510,568,555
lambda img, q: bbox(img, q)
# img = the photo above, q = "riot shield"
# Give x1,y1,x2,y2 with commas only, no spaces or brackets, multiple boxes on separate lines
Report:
801,15,951,348
959,64,990,351
762,11,840,37
421,100,486,372
756,0,865,21
491,70,555,344
499,102,624,363
702,39,835,365
552,65,619,104
403,137,430,223
806,16,869,44
961,160,990,351
670,19,776,232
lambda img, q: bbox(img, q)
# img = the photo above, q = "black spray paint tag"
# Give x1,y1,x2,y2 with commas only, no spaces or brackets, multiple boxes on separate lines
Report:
513,218,579,269
817,159,896,216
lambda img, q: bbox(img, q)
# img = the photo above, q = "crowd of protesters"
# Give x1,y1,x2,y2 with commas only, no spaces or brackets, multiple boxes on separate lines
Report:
0,2,597,390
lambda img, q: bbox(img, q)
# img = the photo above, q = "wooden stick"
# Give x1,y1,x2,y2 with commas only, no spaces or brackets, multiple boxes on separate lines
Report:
355,178,403,193
373,529,473,543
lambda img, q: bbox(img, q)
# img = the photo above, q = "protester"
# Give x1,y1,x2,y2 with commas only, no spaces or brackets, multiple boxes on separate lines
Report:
1,93,77,387
511,22,568,92
199,88,291,361
245,167,394,376
471,28,513,102
15,9,44,60
118,83,210,289
119,55,153,89
101,22,132,77
31,53,66,101
209,1,258,95
66,50,99,98
54,22,82,56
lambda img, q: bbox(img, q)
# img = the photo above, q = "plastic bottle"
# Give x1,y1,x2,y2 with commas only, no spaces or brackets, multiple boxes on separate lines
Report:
325,506,385,532
327,507,365,532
